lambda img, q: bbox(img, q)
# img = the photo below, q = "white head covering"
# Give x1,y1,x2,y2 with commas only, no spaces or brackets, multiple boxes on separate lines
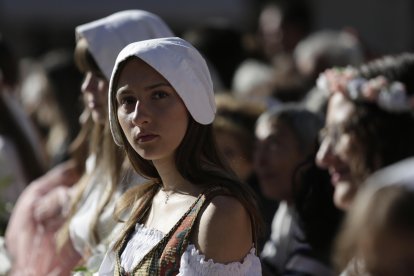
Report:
363,157,414,193
75,10,174,80
109,37,216,146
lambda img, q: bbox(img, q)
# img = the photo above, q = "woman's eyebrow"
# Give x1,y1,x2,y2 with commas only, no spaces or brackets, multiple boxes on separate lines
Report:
116,82,173,96
144,82,173,90
116,86,131,97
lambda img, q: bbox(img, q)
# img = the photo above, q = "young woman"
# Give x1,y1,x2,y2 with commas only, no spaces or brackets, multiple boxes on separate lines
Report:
316,52,414,210
5,10,174,275
316,53,414,276
99,37,263,275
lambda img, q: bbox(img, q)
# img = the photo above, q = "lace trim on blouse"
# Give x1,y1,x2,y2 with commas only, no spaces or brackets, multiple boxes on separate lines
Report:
117,223,261,275
120,223,164,272
179,244,261,276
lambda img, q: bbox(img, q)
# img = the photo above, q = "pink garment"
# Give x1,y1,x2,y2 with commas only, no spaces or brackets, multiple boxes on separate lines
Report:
5,160,82,276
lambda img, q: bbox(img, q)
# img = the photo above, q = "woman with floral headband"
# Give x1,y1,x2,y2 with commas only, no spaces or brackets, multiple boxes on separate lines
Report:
98,37,263,275
316,52,414,211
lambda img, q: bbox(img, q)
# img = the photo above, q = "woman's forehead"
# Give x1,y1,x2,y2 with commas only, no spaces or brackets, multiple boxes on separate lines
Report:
116,58,168,87
327,93,355,126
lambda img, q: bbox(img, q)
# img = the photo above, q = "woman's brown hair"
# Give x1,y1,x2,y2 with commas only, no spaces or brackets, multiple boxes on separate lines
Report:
340,53,414,181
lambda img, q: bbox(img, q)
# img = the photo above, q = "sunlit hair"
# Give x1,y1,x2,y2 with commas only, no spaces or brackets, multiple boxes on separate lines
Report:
111,57,264,250
334,184,414,275
74,38,103,77
57,45,125,248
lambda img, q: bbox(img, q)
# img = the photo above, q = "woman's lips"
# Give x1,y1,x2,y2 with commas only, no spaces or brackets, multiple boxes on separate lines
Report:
137,134,158,143
330,170,350,185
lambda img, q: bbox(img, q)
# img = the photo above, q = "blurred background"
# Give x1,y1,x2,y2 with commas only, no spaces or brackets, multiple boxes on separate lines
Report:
0,0,413,59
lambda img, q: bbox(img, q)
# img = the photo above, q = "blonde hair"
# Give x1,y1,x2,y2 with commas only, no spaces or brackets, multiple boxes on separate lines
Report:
57,113,125,250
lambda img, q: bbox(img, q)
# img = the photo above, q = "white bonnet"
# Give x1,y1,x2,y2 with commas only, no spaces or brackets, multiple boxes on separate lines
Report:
363,157,414,193
75,10,174,80
109,37,216,146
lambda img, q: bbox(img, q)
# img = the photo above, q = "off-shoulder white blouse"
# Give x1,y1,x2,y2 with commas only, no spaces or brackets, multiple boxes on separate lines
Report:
98,223,262,275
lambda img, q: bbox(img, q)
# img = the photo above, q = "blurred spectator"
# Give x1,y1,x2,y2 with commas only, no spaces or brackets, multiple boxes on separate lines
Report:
242,64,309,109
20,49,83,166
256,0,311,60
0,34,47,232
294,30,364,85
295,29,365,114
335,158,414,275
213,93,277,250
5,114,89,276
232,0,311,99
255,104,340,275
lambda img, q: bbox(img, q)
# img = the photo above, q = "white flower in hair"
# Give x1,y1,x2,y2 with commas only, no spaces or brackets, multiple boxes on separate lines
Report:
347,78,365,100
316,73,329,92
317,67,414,113
377,82,410,112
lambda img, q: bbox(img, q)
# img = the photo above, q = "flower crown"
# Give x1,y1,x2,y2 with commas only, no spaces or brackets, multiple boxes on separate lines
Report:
317,67,414,112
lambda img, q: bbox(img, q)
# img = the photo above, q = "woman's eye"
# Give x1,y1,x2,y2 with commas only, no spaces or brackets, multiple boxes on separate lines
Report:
152,91,169,100
120,96,136,106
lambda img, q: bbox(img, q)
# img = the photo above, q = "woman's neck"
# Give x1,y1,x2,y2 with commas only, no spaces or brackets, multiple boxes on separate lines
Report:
153,157,199,194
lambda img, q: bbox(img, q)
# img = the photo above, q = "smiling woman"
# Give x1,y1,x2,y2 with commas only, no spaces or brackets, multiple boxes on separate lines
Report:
99,37,263,275
316,53,414,211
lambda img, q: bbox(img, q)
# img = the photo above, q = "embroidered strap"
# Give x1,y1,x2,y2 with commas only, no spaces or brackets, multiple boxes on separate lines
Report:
158,186,229,275
158,192,207,275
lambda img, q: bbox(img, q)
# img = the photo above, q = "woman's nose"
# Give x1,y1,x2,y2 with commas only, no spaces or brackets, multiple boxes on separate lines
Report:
81,73,97,94
131,101,150,126
316,138,334,169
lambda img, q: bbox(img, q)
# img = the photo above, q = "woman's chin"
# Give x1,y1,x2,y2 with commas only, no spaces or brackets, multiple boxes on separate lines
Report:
333,181,357,211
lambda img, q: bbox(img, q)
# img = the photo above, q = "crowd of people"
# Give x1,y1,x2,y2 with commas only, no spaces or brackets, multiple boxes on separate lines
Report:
0,1,414,275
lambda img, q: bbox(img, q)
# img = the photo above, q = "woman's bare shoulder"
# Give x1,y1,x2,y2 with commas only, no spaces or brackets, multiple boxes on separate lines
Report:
193,195,253,264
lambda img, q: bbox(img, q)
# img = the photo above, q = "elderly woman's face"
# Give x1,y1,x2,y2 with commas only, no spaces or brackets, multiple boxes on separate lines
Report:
115,58,188,163
316,93,361,210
